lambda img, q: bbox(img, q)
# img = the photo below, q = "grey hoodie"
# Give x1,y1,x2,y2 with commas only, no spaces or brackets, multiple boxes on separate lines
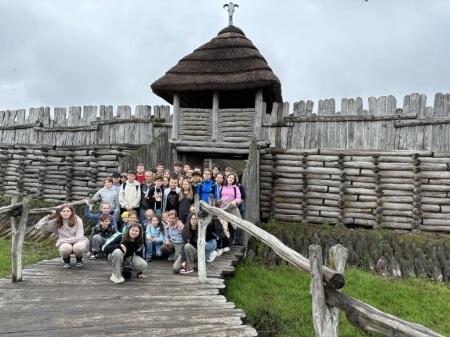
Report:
93,187,120,214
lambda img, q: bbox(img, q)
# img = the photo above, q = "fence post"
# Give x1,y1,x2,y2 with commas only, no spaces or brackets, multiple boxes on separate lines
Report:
11,195,31,282
310,244,339,337
196,194,212,284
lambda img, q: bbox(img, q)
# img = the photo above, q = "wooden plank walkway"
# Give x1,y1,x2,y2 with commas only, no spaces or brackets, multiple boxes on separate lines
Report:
0,246,257,337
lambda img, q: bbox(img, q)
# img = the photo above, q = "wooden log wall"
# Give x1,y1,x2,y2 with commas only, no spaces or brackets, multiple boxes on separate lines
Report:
263,92,450,151
178,108,212,142
0,105,172,146
218,108,256,143
260,149,450,233
0,144,141,202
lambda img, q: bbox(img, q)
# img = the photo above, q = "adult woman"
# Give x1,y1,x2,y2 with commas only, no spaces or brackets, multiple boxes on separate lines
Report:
35,204,87,268
103,223,147,283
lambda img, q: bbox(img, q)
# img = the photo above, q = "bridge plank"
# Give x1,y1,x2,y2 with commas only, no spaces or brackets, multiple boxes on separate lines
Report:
0,246,257,337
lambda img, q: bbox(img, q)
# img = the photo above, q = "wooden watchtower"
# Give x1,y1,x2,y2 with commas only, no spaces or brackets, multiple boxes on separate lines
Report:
151,24,282,159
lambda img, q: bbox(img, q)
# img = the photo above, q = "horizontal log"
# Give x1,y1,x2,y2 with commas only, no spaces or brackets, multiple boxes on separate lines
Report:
422,219,450,226
200,201,345,289
381,222,414,230
420,225,450,233
382,216,412,223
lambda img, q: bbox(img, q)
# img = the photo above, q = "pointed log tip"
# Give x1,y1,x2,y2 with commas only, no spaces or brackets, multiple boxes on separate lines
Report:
330,273,345,290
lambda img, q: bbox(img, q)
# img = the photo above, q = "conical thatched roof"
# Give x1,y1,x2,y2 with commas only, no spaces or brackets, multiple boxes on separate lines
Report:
151,25,282,108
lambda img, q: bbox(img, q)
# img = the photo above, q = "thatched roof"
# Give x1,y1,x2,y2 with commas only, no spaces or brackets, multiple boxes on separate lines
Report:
151,25,282,107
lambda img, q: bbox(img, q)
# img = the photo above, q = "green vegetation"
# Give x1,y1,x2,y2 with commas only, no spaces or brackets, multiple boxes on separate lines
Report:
0,238,58,278
226,262,450,337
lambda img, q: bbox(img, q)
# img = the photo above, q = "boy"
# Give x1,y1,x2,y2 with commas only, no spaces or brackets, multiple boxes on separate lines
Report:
197,168,219,203
139,171,154,224
183,164,191,174
111,172,122,191
148,175,164,215
84,201,118,230
136,163,146,185
156,163,164,175
160,210,184,262
89,214,117,260
92,177,120,217
173,162,182,176
163,175,180,212
191,171,202,194
193,165,202,173
119,171,141,214
161,211,170,231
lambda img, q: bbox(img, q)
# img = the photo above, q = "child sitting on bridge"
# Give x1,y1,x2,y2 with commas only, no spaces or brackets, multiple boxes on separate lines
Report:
145,214,165,261
103,223,147,284
160,210,184,262
35,204,87,268
88,214,117,260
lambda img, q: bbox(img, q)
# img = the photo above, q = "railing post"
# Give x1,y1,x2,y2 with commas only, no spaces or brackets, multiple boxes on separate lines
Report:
196,194,212,284
11,195,31,282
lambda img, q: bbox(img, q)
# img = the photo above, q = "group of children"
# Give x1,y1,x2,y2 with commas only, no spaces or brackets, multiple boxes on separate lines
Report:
35,162,245,283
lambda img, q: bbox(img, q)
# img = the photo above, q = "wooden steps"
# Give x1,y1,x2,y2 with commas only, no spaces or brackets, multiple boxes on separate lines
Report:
0,246,257,337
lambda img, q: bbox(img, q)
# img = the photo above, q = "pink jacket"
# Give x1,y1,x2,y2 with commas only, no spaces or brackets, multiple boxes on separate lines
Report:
220,185,241,205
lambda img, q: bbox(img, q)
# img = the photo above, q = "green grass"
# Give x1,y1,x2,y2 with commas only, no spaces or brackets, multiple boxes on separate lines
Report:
0,238,58,278
226,262,450,337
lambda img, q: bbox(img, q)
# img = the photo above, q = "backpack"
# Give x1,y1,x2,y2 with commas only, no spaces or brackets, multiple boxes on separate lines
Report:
122,183,139,191
101,232,121,252
211,217,225,240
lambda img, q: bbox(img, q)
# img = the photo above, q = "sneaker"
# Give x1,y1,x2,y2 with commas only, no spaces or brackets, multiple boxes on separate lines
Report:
223,247,230,253
216,248,224,257
63,258,71,268
110,274,125,284
89,254,97,260
167,255,176,262
179,268,194,274
206,250,218,263
75,257,84,267
146,256,152,262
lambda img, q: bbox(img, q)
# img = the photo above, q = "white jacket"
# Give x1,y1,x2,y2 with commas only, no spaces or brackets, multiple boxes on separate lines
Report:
119,181,141,209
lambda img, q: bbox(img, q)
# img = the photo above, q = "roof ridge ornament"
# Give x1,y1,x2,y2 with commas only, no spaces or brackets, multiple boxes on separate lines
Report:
223,2,239,26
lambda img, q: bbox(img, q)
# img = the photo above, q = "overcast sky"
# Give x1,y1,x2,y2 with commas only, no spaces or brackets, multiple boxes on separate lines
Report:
0,0,449,113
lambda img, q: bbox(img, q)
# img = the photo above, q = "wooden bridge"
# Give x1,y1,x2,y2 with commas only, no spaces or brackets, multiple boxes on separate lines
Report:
0,246,257,337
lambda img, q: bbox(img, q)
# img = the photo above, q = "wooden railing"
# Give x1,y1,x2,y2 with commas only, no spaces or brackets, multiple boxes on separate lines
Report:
195,199,444,337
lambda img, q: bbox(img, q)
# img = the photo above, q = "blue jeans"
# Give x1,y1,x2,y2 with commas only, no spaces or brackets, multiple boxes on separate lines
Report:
205,239,217,259
146,240,162,259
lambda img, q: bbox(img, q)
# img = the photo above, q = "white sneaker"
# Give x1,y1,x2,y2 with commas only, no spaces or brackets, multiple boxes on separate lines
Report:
223,247,230,253
207,250,218,263
216,249,224,257
110,274,125,284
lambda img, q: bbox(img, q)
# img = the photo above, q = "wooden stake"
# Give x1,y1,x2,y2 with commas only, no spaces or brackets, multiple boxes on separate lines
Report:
11,195,31,282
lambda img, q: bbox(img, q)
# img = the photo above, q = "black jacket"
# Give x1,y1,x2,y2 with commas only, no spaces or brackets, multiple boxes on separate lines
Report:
102,234,144,259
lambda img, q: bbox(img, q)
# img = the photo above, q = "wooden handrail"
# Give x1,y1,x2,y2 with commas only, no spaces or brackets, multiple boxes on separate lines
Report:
199,200,345,289
198,201,444,337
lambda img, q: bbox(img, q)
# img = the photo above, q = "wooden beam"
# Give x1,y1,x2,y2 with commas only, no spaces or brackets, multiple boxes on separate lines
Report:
196,194,213,284
395,116,450,128
282,113,417,124
199,201,345,289
11,195,31,282
212,92,219,142
172,94,180,141
254,89,264,140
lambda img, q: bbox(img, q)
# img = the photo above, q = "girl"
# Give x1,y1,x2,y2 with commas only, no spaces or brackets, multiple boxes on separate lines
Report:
178,175,185,189
215,173,224,189
145,215,165,261
178,179,194,225
212,166,220,181
162,177,169,189
35,204,87,268
103,224,147,283
173,213,217,274
218,173,242,254
163,169,171,180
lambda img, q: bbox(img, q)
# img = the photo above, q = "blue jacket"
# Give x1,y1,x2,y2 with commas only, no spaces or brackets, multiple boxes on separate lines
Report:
146,225,164,244
196,180,219,203
84,207,118,230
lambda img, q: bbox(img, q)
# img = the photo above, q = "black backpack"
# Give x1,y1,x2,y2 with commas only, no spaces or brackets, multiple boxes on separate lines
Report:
211,216,225,240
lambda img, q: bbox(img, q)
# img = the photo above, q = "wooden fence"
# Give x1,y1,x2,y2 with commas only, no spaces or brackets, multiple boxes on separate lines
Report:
260,148,450,233
0,104,172,146
263,92,450,151
195,200,443,337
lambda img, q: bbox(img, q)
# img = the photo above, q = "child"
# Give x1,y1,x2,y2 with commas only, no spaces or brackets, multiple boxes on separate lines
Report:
119,171,141,214
119,211,129,232
212,166,220,181
84,201,118,230
215,173,224,189
155,163,164,175
92,177,120,217
163,169,171,180
177,175,185,189
178,179,194,225
173,162,182,176
148,175,164,215
103,224,147,284
191,171,202,194
139,171,155,224
221,173,242,247
183,164,191,174
111,172,122,191
173,213,217,274
89,214,117,260
162,177,169,189
161,211,170,231
197,168,219,203
121,210,141,233
135,163,146,184
163,175,180,212
35,204,87,268
160,210,184,262
145,215,165,261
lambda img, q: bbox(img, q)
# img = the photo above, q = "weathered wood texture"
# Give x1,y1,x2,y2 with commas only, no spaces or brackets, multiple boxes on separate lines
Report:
264,93,450,151
0,105,171,146
260,149,450,233
0,247,257,337
0,133,170,203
